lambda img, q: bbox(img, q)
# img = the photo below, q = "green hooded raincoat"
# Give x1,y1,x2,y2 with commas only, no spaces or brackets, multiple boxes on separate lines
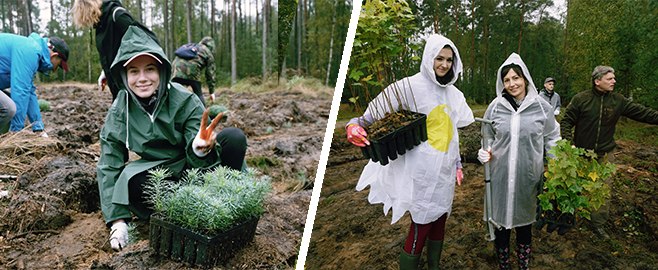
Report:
97,26,220,224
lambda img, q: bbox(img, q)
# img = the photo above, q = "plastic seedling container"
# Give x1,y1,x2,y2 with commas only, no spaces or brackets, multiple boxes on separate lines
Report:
360,113,427,165
149,214,260,267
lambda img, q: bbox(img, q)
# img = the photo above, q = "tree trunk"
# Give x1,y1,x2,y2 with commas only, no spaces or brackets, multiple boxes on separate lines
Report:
172,0,177,53
297,0,302,76
231,0,237,86
7,0,14,34
211,0,216,42
325,0,337,86
469,0,475,94
518,0,525,54
530,3,548,74
137,0,143,23
453,0,459,44
88,30,92,82
187,0,193,43
25,0,33,34
164,0,170,57
262,0,268,81
561,0,570,93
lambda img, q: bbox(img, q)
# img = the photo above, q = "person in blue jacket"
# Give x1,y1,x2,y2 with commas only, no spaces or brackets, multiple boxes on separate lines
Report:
0,32,70,136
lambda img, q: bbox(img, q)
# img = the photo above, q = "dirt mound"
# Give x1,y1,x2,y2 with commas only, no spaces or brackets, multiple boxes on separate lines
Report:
0,83,329,269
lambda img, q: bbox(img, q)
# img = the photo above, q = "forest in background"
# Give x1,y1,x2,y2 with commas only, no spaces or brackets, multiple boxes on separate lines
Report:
0,0,353,88
345,0,658,109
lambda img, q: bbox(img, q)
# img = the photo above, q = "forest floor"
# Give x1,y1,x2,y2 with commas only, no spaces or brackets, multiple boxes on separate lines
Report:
0,81,333,270
307,118,658,270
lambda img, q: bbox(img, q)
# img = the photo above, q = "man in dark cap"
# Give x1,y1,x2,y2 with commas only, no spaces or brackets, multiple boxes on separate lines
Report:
0,32,70,136
539,77,561,116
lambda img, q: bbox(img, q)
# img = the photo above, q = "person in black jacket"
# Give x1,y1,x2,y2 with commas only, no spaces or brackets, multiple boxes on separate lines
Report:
560,65,658,240
72,0,160,102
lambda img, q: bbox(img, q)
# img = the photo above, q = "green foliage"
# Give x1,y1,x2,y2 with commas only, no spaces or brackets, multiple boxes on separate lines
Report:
539,140,616,220
286,75,305,90
38,99,51,111
125,223,139,247
144,166,272,234
208,105,229,118
348,0,421,111
278,0,299,76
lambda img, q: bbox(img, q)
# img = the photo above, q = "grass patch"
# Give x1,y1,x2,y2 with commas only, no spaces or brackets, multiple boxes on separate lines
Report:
246,156,281,176
614,118,658,147
337,103,362,121
231,76,335,99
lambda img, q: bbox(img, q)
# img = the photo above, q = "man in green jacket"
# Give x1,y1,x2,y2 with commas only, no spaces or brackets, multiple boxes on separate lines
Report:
97,26,247,251
560,65,658,240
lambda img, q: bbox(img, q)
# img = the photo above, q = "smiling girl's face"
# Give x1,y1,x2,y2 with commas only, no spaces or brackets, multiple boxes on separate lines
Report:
433,47,454,78
126,55,160,98
503,68,527,100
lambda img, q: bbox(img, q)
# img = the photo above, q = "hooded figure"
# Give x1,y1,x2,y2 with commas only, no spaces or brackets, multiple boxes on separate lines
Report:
171,36,217,107
480,53,560,269
354,35,474,226
483,53,560,229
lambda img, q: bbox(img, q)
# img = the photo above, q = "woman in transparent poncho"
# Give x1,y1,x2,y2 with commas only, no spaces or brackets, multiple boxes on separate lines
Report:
346,34,474,270
477,53,560,269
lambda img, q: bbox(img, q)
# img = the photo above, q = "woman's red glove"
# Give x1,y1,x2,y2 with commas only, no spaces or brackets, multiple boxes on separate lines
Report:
346,124,370,147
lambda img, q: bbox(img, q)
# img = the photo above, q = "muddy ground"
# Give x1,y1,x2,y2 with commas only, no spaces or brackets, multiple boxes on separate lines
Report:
308,118,658,270
0,82,333,269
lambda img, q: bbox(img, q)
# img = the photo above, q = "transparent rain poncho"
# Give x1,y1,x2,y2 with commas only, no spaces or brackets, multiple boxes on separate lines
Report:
482,53,560,229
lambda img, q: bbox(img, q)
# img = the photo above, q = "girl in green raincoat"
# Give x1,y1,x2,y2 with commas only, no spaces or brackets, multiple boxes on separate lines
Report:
97,26,247,251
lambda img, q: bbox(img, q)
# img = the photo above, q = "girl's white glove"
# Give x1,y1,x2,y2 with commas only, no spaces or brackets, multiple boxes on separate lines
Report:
478,147,491,164
192,129,216,157
98,70,107,90
109,221,128,251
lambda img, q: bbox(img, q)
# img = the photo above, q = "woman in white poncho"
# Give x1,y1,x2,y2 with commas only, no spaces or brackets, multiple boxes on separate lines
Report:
477,53,560,270
346,34,474,270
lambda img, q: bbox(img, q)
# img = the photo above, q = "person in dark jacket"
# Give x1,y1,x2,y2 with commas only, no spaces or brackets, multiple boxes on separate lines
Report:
171,36,217,108
73,0,160,101
0,33,70,136
560,65,658,240
97,26,247,251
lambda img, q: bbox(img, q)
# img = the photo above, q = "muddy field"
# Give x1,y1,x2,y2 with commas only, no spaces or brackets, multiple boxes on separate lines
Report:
0,82,332,269
308,119,658,270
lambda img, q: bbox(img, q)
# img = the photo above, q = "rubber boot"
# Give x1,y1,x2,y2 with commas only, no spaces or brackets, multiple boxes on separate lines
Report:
399,248,420,270
517,243,531,270
495,243,510,270
426,239,443,270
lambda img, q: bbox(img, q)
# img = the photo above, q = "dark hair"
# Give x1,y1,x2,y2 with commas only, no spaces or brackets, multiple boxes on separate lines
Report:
500,64,529,92
435,45,455,85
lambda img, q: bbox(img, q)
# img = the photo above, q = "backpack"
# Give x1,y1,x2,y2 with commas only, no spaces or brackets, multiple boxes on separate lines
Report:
174,43,201,59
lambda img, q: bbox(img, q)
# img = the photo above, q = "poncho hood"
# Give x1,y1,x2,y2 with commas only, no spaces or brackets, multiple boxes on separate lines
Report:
495,53,538,101
420,34,463,87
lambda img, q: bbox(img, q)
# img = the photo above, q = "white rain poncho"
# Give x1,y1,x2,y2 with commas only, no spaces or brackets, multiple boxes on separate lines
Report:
355,35,474,225
482,53,560,229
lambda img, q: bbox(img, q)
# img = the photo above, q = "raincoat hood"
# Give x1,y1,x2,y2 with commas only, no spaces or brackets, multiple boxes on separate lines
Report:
420,34,463,87
200,36,215,54
110,25,171,103
495,53,538,101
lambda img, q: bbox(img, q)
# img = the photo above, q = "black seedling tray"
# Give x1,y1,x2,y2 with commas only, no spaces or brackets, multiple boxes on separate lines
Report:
360,113,428,165
149,214,259,267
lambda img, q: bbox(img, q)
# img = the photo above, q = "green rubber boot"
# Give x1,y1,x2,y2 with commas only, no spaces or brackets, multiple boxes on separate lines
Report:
426,239,443,270
399,248,420,270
